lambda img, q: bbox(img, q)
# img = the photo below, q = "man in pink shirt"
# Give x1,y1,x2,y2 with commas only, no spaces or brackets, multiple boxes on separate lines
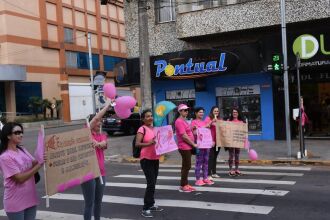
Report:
175,104,197,193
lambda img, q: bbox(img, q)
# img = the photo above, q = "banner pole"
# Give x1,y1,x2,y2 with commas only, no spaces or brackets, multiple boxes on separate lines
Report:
40,125,50,208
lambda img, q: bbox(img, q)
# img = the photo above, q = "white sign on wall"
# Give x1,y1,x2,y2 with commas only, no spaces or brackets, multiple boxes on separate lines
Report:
216,85,260,97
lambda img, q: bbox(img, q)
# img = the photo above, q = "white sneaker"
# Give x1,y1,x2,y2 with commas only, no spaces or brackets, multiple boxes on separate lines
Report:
208,175,213,180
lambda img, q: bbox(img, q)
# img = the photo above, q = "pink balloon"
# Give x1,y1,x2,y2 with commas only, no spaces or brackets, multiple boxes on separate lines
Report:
116,96,137,109
114,105,132,119
103,83,116,99
249,149,258,161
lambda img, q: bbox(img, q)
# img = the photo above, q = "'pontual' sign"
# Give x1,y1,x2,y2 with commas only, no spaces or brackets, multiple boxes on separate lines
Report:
151,49,239,80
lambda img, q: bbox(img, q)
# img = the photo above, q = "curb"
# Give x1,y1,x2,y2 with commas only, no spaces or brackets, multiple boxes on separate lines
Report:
120,156,330,166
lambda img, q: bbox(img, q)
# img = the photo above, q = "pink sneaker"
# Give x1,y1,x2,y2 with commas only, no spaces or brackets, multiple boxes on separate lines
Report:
179,185,192,193
203,179,215,185
195,179,205,186
187,185,196,191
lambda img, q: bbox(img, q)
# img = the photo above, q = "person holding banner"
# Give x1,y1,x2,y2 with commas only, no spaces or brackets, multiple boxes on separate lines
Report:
191,107,214,186
0,122,45,220
175,104,197,193
227,108,244,176
81,101,111,220
135,109,163,218
204,106,222,180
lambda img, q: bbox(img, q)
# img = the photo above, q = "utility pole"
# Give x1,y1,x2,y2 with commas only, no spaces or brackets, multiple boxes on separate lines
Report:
87,33,96,114
138,0,152,110
280,0,292,157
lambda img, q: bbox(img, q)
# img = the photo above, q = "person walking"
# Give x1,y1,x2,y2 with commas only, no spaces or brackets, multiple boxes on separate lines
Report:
81,101,111,220
204,106,222,180
191,107,214,186
0,122,44,220
174,104,197,193
135,109,163,218
227,108,244,176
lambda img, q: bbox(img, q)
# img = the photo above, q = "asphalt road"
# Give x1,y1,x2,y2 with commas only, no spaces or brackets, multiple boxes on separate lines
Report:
0,162,330,219
0,126,330,219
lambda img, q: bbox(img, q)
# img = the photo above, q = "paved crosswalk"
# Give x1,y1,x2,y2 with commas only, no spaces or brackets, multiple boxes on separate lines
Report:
0,164,312,219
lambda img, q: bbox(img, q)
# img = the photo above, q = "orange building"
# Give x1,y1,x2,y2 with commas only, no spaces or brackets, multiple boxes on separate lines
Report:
0,0,131,121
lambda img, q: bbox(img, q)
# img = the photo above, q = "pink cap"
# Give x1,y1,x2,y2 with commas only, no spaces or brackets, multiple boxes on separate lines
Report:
178,104,189,111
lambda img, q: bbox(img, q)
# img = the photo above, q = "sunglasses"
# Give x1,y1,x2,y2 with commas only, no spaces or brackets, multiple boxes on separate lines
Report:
181,109,188,112
12,131,23,135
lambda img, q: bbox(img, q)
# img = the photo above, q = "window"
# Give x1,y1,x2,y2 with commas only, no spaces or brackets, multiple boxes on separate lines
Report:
65,51,100,70
65,51,78,68
15,82,42,114
103,55,124,71
156,0,176,23
77,52,100,70
64,27,74,43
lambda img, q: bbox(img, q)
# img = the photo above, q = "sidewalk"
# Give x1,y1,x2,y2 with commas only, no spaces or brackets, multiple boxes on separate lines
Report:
23,120,330,166
119,138,330,166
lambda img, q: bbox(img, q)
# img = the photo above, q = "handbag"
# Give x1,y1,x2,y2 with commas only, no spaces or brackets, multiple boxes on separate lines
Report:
34,172,41,184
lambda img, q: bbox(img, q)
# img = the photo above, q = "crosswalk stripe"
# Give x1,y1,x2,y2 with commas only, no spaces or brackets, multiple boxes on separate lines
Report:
159,164,312,171
45,193,274,215
106,182,289,196
152,169,304,177
114,175,296,185
0,209,130,220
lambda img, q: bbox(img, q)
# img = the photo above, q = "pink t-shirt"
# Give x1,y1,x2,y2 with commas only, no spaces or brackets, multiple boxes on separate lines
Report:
138,125,160,160
175,118,194,150
0,148,38,212
91,132,107,176
204,116,221,142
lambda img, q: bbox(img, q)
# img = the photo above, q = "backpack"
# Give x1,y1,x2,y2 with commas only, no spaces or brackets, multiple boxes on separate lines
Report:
132,126,146,158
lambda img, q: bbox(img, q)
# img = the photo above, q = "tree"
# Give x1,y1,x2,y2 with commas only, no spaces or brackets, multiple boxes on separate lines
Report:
28,97,43,118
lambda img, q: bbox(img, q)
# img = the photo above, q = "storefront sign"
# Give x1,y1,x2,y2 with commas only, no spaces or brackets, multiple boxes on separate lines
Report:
216,85,260,97
151,49,239,80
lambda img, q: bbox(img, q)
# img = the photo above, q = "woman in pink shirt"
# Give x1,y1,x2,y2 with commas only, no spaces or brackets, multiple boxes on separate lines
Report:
0,122,44,220
227,108,244,176
204,106,222,180
81,101,111,220
135,109,163,218
191,107,214,186
174,104,197,193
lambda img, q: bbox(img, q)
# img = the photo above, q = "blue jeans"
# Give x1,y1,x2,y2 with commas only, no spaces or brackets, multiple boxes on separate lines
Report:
81,176,106,220
6,206,37,220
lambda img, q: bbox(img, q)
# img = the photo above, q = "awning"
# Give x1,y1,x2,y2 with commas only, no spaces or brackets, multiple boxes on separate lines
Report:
0,65,26,81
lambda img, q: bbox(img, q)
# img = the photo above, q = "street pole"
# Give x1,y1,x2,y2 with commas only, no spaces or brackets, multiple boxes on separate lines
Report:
296,53,305,158
138,0,152,110
87,33,96,114
280,0,292,157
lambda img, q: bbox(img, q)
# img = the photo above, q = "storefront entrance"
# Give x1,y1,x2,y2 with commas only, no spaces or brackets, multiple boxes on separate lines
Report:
299,82,330,137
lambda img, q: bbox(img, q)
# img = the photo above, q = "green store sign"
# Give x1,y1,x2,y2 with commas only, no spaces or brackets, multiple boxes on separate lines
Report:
293,34,330,60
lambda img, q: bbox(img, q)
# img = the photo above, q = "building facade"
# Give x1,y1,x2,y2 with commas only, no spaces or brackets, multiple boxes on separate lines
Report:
0,0,130,121
124,0,330,140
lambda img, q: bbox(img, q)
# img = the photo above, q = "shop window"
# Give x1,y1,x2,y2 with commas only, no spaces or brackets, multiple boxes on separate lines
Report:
64,27,74,43
103,55,124,71
155,0,176,23
165,89,196,124
15,82,42,114
216,85,262,133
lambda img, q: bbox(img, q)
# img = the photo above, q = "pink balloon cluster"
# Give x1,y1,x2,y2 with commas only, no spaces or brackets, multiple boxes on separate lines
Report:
103,83,137,119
